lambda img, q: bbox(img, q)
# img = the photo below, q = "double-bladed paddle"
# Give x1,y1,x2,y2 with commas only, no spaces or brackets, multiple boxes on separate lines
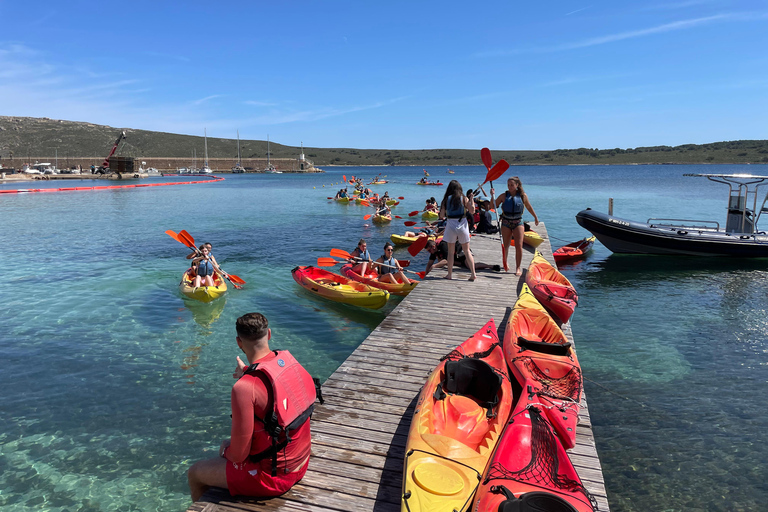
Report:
319,255,425,279
172,230,246,288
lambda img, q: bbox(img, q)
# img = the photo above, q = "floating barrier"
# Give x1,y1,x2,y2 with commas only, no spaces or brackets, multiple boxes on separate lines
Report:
0,175,224,194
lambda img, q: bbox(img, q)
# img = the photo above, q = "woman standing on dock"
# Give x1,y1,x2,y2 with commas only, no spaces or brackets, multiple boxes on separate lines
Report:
439,180,477,281
492,176,538,275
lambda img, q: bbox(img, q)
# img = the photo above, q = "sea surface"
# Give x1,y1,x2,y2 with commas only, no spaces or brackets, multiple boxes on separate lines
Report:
2,164,768,512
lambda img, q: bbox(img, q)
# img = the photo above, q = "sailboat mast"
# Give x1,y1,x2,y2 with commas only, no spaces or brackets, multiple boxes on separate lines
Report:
204,129,209,167
237,130,241,165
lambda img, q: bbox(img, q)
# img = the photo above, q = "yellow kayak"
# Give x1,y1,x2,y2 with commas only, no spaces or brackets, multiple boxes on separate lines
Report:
373,214,392,224
422,211,439,220
291,265,389,309
390,233,435,246
523,229,544,248
179,269,227,303
340,264,418,297
401,319,513,512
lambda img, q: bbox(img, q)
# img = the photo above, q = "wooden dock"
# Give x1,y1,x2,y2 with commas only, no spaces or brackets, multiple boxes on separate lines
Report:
187,223,610,512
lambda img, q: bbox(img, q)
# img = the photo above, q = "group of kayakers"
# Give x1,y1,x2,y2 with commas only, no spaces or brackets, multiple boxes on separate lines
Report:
348,238,409,284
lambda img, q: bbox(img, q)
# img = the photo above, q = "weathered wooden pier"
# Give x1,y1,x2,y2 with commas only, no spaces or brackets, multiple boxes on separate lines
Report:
188,223,610,512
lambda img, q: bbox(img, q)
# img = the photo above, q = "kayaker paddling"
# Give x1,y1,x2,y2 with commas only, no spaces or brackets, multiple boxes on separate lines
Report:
349,239,373,276
192,244,223,290
373,242,409,284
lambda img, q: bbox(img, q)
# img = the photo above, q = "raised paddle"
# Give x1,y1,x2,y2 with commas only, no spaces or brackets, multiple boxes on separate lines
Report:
318,257,425,279
178,230,246,288
481,147,493,171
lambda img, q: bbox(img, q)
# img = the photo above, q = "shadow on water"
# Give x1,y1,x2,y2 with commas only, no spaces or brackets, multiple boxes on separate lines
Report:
185,296,227,329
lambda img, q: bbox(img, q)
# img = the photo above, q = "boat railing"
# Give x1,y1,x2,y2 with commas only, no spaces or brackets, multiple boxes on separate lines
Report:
647,218,720,231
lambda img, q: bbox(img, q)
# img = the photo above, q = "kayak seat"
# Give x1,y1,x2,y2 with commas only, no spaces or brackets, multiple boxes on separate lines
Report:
434,358,501,417
492,488,580,512
517,336,572,357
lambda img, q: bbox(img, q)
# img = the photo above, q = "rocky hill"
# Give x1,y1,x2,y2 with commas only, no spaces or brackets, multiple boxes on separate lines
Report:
1,116,767,166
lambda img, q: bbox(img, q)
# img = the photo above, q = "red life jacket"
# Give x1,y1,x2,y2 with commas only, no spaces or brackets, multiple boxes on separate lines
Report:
244,350,322,475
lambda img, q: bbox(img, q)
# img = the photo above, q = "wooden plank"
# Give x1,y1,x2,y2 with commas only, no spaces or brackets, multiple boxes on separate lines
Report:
187,225,611,512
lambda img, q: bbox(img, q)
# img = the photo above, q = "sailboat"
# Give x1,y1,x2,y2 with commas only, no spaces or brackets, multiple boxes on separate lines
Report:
232,130,245,173
198,129,213,174
264,135,279,173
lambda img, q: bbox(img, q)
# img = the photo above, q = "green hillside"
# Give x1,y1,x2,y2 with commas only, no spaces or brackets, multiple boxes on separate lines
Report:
1,116,767,166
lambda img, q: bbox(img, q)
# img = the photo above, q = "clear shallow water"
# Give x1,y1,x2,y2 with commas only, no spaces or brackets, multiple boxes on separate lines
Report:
2,165,768,511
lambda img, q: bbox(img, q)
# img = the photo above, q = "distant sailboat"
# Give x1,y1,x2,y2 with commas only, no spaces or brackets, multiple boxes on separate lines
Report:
199,129,213,174
265,135,279,173
232,130,245,173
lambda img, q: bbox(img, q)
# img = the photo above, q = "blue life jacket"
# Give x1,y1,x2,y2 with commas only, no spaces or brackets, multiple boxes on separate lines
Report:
198,255,214,276
502,191,524,220
444,197,465,219
380,256,397,275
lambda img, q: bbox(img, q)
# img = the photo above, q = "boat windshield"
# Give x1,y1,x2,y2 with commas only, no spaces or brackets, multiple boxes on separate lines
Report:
684,173,768,234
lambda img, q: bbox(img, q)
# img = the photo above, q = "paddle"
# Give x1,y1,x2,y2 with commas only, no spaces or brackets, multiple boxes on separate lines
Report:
177,230,246,288
398,196,404,200
481,147,492,171
318,257,425,279
408,234,430,257
408,210,420,217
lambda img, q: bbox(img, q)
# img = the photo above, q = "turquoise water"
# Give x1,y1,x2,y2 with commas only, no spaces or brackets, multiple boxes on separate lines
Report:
2,165,768,511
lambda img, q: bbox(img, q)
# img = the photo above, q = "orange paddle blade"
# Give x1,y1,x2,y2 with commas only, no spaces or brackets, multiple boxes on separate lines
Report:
483,160,510,185
317,257,340,267
404,221,417,226
360,200,371,207
330,248,353,259
165,230,182,243
343,175,347,182
364,214,372,220
178,230,196,248
408,235,429,257
227,274,246,285
398,196,404,200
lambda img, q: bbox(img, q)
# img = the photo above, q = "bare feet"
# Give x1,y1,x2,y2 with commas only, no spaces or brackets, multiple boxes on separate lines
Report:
515,268,522,276
469,276,476,281
443,275,452,280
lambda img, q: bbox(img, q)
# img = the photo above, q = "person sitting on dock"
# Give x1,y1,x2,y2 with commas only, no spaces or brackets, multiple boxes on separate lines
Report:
424,239,500,276
349,238,374,276
374,242,410,284
187,312,316,502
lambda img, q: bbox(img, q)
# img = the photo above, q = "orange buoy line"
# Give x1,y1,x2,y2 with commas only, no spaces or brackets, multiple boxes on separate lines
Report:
0,175,224,194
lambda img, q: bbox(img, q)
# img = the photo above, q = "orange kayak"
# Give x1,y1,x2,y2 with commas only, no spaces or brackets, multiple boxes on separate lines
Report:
504,283,582,450
340,263,417,296
554,236,595,265
291,265,389,309
401,319,513,512
525,251,578,324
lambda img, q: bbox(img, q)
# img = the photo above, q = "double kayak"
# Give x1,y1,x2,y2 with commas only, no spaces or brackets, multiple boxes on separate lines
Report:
340,263,418,296
179,269,227,303
334,196,353,203
554,236,595,264
417,181,444,186
402,319,513,512
291,265,389,309
525,252,578,324
504,283,582,450
390,233,435,246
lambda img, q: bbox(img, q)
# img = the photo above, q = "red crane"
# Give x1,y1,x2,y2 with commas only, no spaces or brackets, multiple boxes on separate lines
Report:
102,131,126,168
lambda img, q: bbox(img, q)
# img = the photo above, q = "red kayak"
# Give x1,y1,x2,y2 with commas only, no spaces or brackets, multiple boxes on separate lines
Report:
472,396,596,512
526,252,578,324
554,236,595,265
504,284,582,450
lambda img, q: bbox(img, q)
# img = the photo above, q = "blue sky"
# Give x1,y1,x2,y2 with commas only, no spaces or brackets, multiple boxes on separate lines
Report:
1,0,766,150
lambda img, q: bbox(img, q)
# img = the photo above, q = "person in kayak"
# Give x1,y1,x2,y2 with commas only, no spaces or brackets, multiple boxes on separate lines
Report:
349,238,374,276
376,203,391,218
424,239,500,276
192,244,222,289
374,242,410,284
475,201,498,234
187,312,315,502
439,180,477,281
491,176,539,275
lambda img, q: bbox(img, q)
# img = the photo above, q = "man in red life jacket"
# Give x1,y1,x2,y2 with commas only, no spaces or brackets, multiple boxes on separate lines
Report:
188,312,316,501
